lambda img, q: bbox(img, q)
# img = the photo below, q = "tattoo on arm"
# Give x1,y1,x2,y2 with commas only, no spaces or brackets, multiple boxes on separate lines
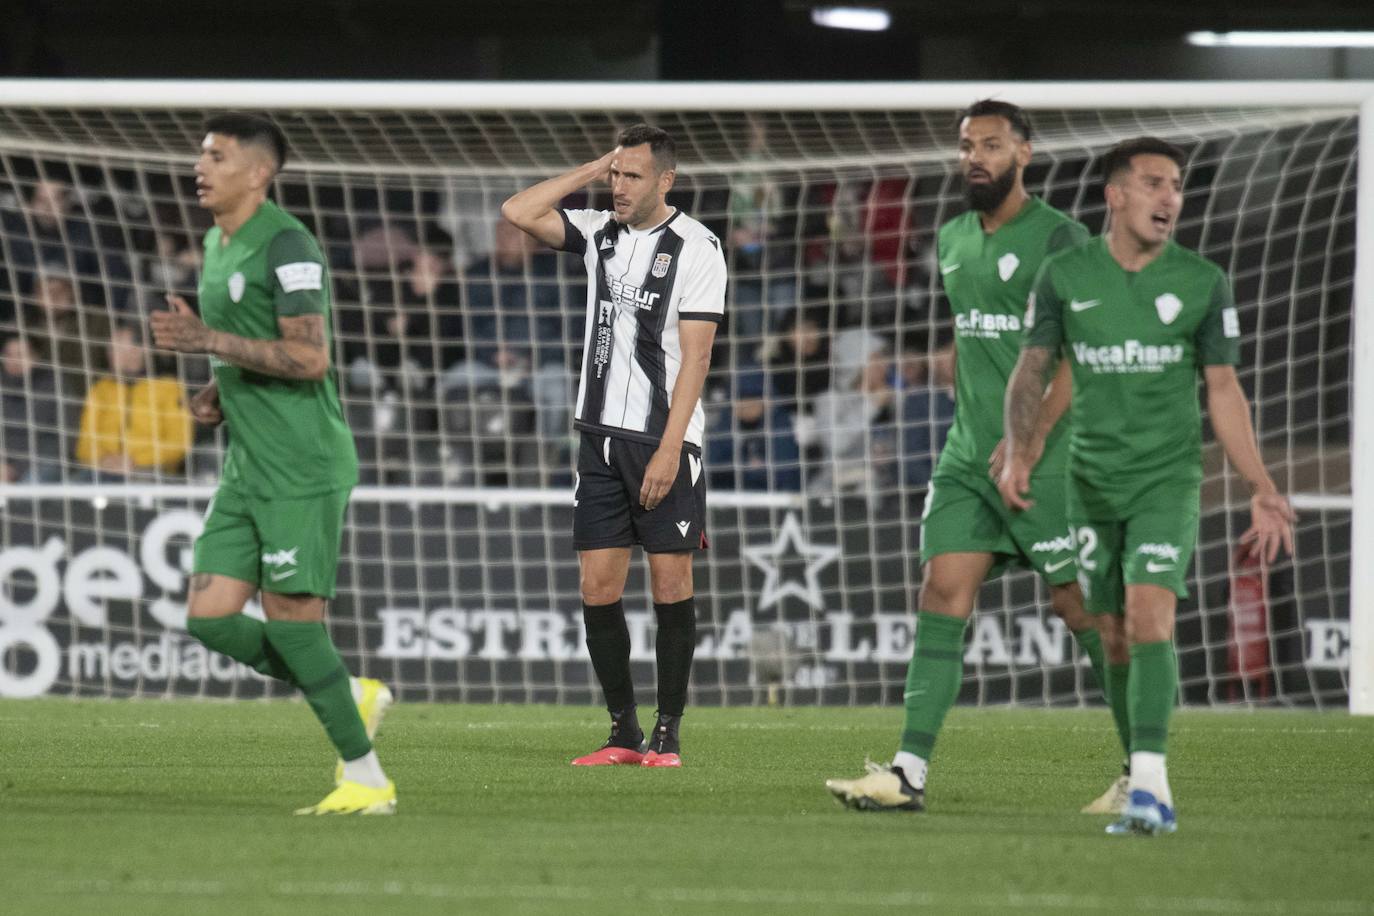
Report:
1005,346,1058,454
189,573,213,594
211,314,328,380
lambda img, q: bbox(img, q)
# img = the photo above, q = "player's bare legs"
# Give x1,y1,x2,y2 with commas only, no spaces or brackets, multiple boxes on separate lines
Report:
1106,583,1180,835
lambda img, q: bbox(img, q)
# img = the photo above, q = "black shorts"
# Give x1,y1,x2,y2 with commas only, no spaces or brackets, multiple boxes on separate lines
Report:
573,432,708,553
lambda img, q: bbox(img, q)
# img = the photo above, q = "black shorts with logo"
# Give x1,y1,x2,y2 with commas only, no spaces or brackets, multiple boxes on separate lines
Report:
573,432,708,554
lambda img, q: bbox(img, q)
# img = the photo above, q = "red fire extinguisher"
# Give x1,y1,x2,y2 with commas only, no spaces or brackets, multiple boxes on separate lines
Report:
1226,543,1271,700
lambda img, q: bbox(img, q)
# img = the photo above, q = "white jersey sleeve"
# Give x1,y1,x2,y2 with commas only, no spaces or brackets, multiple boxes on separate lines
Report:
557,208,612,256
675,233,727,324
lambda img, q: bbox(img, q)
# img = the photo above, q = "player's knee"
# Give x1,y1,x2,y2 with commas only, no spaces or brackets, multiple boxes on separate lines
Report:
917,578,976,617
1049,584,1093,632
580,572,625,606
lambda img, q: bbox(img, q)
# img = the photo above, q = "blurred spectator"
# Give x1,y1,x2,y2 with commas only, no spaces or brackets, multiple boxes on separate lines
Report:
346,245,462,397
707,370,801,492
727,117,799,344
442,219,567,483
895,347,955,491
765,305,831,415
20,269,110,393
2,177,132,310
143,231,201,297
74,319,191,477
0,335,65,482
795,328,897,501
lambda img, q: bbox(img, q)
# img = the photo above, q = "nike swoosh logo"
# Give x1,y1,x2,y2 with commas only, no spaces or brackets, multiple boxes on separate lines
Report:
940,263,960,275
903,689,926,700
1145,561,1176,573
1043,558,1074,574
1069,299,1101,312
270,569,297,582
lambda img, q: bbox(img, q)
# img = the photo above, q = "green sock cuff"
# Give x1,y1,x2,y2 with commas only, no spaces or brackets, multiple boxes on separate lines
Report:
1073,628,1103,652
915,610,967,642
1130,640,1174,661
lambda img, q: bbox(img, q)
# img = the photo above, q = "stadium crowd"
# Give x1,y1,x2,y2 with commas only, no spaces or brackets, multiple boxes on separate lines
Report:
0,158,954,499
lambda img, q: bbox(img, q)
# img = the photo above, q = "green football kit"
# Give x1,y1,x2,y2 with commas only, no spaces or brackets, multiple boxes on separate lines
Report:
191,200,358,598
1023,237,1242,614
921,196,1090,584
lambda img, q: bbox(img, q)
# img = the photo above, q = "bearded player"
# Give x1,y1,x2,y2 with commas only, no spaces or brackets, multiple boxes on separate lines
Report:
827,99,1130,815
1000,137,1295,835
151,112,395,815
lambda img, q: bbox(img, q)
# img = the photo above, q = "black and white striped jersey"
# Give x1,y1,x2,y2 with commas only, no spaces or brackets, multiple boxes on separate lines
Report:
558,207,727,450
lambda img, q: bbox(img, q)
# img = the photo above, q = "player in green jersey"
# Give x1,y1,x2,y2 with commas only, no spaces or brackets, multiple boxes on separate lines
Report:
1001,137,1295,835
827,99,1130,816
150,113,396,815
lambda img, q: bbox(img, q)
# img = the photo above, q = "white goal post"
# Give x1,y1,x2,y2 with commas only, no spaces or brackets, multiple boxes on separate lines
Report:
0,79,1367,713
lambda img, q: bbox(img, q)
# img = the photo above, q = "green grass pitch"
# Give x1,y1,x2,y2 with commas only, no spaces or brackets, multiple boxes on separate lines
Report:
2,700,1372,915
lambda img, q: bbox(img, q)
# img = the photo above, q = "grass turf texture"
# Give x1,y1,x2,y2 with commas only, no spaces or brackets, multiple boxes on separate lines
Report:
2,701,1372,915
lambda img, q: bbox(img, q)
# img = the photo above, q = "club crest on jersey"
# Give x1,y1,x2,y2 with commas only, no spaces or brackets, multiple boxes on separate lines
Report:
228,271,245,303
1155,293,1183,325
998,252,1020,282
652,252,672,278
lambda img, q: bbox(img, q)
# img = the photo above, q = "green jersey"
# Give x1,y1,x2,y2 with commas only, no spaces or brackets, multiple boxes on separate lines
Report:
935,197,1089,477
198,200,357,498
1023,237,1241,517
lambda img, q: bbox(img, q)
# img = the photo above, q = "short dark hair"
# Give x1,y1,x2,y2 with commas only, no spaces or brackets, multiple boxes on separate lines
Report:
957,99,1032,142
616,123,676,172
1100,136,1187,184
203,112,289,173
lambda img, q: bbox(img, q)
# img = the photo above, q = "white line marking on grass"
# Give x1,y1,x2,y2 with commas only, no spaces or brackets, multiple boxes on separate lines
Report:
47,879,1374,914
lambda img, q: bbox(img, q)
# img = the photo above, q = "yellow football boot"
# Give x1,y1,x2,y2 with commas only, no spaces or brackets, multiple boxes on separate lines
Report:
294,779,397,816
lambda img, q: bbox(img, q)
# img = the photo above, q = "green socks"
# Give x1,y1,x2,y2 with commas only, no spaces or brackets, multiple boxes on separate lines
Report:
898,611,968,759
263,620,372,762
1106,662,1133,756
187,614,297,685
1126,640,1177,754
1071,627,1132,757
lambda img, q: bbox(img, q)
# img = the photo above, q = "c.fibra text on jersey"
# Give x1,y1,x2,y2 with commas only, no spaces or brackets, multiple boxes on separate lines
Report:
955,309,1022,337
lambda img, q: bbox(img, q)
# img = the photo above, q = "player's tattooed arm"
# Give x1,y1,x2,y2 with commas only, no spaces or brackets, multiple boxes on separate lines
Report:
997,345,1060,511
207,314,330,381
1004,345,1059,457
152,296,330,380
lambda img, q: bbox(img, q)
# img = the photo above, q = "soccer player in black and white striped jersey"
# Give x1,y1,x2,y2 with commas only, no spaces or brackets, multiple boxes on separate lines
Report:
503,124,726,767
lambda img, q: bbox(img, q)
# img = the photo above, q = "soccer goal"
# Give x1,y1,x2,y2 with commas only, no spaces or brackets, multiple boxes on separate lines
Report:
0,80,1367,714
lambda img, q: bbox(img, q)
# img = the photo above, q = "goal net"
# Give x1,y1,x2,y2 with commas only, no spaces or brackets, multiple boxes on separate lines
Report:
0,82,1362,711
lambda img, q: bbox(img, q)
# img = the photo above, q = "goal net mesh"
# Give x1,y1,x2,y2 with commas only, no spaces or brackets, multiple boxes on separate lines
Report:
0,100,1355,708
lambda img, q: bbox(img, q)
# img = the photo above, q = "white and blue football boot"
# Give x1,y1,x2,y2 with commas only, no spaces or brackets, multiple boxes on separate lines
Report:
1105,789,1177,836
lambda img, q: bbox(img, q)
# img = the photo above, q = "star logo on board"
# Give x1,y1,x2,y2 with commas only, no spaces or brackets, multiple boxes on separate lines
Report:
742,512,840,611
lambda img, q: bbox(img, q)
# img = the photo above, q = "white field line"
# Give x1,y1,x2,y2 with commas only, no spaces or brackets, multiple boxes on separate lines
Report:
39,878,1374,914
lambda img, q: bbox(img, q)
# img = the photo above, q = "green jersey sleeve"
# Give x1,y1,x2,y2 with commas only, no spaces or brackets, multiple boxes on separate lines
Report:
1194,273,1242,366
1022,260,1066,352
1046,220,1091,255
266,229,327,317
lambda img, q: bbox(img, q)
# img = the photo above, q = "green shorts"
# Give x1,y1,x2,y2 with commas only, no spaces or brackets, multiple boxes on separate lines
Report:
920,470,1077,585
1069,487,1198,615
193,485,351,598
